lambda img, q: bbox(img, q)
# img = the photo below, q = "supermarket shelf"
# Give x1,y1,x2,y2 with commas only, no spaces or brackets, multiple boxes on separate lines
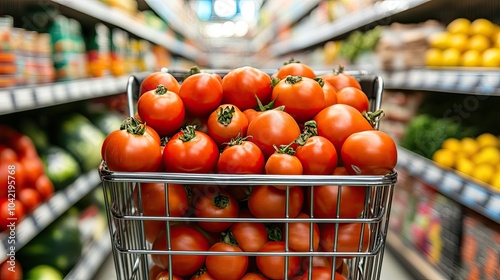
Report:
0,170,101,262
267,0,430,56
383,68,500,96
397,146,500,224
64,229,111,280
0,74,141,115
386,230,447,280
51,0,205,63
252,0,321,51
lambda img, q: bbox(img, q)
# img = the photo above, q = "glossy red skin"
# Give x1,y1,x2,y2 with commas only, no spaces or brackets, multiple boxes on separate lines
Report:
149,265,164,280
241,272,268,280
296,136,338,175
307,185,367,219
139,72,180,96
34,174,54,201
190,270,217,280
321,71,361,92
104,127,162,172
207,104,249,147
222,66,273,111
313,104,373,153
341,130,398,175
248,185,303,218
301,255,343,272
0,145,17,163
336,86,370,113
319,223,370,253
163,130,219,173
247,110,300,159
256,241,302,279
133,183,189,243
18,188,41,213
20,155,44,186
275,63,316,79
155,271,183,280
283,213,320,252
152,225,210,276
138,88,185,137
194,191,239,232
206,242,248,280
0,198,24,231
322,80,338,108
271,76,325,124
179,73,223,116
230,209,268,252
300,267,346,280
0,260,22,280
265,152,303,175
217,141,265,174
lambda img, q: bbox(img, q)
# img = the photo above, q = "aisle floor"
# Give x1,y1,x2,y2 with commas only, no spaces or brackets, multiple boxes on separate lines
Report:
94,249,416,280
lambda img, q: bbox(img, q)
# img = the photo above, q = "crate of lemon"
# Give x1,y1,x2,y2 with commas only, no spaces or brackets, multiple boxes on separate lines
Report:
432,133,500,190
426,18,500,68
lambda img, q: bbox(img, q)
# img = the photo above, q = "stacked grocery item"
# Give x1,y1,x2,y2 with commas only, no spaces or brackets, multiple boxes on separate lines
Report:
0,16,17,88
426,18,500,67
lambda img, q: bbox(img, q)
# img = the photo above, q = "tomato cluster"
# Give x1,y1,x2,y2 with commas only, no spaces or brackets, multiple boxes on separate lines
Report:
102,63,398,280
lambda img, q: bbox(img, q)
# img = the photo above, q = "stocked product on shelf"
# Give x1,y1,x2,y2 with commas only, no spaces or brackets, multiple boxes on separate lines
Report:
0,16,17,88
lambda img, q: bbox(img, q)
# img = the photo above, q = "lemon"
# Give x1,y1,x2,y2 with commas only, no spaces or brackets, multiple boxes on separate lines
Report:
448,33,469,52
442,138,462,153
460,49,481,67
428,32,450,49
432,149,456,168
455,157,474,176
425,48,443,66
472,163,495,184
481,48,500,67
447,18,471,34
461,137,480,157
467,34,491,52
472,147,500,165
441,48,462,66
494,29,500,48
491,172,500,190
470,18,496,37
476,133,498,148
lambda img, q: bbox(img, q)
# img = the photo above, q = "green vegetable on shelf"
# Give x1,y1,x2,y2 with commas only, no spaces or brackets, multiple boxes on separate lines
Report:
40,146,81,191
25,265,64,280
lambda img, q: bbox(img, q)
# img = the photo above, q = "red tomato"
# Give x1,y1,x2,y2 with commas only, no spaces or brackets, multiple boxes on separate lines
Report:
179,71,223,116
103,118,162,172
248,185,303,218
295,131,338,175
163,126,219,173
20,155,44,186
34,174,54,201
275,59,316,79
283,213,320,252
222,66,273,111
336,86,370,113
300,267,346,280
149,265,164,280
319,222,370,253
155,271,183,280
0,198,24,231
308,185,367,219
271,76,325,123
217,138,265,175
7,134,37,159
133,183,189,243
230,209,268,252
313,104,374,153
0,260,22,280
0,162,25,195
241,272,268,280
190,268,217,279
206,242,248,280
320,66,361,92
18,188,41,213
207,104,249,147
0,145,17,163
243,108,261,124
265,148,303,190
256,241,301,279
138,85,185,137
139,71,180,96
247,110,300,158
301,255,342,272
195,191,239,232
152,225,210,276
341,130,397,175
321,80,338,108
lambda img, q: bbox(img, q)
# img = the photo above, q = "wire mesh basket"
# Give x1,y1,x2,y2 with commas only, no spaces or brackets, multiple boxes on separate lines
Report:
99,69,397,280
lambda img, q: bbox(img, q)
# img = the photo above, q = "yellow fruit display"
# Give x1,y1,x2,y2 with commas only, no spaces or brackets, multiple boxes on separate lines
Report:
425,48,443,67
470,18,496,37
455,157,474,176
428,32,450,49
460,50,481,67
441,48,461,66
447,33,469,52
476,133,499,148
471,164,495,184
461,137,480,156
481,48,500,67
447,18,471,34
472,147,500,165
442,138,462,153
491,172,500,190
432,149,456,168
467,34,491,52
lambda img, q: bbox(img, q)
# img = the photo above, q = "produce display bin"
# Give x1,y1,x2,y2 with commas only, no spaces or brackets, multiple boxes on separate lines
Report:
98,69,397,280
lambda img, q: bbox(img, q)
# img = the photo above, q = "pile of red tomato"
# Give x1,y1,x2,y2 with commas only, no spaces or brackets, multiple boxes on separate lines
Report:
101,62,398,280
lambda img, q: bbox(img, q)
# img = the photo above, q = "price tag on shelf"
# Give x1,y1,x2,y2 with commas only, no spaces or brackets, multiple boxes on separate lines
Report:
423,165,443,185
0,90,14,113
440,173,463,193
32,203,52,228
52,84,67,102
76,80,91,97
407,69,424,88
68,81,82,99
49,192,69,214
13,88,35,109
35,85,54,106
485,195,500,217
456,74,478,92
462,183,488,205
478,74,500,94
439,72,459,90
422,70,439,89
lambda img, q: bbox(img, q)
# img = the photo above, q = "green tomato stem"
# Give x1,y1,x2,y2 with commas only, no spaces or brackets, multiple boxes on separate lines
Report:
154,84,168,95
217,106,235,126
212,192,230,209
178,125,197,142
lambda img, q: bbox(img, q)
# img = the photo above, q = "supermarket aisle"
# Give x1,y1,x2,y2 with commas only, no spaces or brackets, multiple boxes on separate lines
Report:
94,249,416,280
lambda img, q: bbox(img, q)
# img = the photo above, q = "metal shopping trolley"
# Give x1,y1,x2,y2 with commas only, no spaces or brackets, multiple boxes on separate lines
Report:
99,69,397,280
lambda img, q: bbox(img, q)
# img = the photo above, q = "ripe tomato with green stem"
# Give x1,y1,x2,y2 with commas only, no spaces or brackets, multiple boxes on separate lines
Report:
271,75,324,124
205,235,248,280
194,190,239,232
163,125,219,173
320,65,361,92
139,71,180,96
275,58,316,79
137,84,185,137
317,78,338,107
256,241,302,279
222,66,273,111
265,144,303,190
228,209,268,252
179,66,223,116
103,117,163,172
217,135,265,175
207,104,248,147
248,185,303,218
